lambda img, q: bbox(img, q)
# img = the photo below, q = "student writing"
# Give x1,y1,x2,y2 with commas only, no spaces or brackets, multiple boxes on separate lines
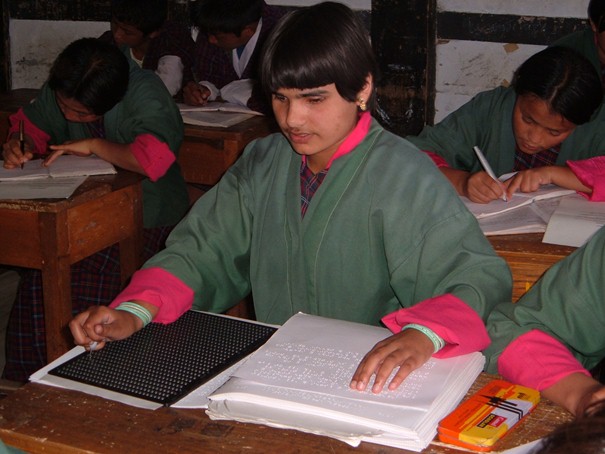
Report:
1,38,189,381
68,2,511,388
182,0,284,114
408,46,605,204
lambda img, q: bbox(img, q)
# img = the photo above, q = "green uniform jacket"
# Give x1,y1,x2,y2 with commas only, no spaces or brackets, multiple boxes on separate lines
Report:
484,225,605,374
144,119,512,326
23,62,189,228
407,86,605,176
554,29,601,77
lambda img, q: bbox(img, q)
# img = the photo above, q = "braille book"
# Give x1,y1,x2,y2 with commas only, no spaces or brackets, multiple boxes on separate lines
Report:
48,311,277,406
207,313,485,452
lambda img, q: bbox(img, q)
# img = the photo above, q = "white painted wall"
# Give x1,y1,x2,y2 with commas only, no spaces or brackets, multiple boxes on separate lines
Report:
434,0,590,122
10,20,109,89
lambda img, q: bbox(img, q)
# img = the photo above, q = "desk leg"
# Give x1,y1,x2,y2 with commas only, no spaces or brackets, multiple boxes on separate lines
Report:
118,183,144,285
39,212,73,362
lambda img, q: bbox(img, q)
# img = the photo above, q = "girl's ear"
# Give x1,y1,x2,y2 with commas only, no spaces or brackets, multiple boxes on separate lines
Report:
360,74,373,100
356,74,374,111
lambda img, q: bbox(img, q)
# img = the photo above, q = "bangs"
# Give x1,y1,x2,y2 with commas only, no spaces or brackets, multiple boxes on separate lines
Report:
264,39,341,92
261,6,372,101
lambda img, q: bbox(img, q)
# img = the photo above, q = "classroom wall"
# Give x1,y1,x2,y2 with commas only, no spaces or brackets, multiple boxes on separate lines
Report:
2,0,593,134
433,0,590,122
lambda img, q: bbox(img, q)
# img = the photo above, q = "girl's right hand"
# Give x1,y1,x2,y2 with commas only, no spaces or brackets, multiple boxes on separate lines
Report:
69,306,143,351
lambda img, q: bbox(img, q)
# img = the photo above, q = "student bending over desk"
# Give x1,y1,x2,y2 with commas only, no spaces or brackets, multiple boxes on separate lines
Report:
69,2,511,392
408,46,605,204
1,38,189,381
182,0,284,114
483,225,605,418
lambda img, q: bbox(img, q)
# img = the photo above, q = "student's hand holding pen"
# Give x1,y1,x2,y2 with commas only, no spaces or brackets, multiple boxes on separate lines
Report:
69,303,155,351
465,171,509,203
1,134,41,169
349,328,434,394
183,80,211,106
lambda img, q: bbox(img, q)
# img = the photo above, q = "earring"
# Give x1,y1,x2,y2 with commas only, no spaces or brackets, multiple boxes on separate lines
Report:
358,98,367,111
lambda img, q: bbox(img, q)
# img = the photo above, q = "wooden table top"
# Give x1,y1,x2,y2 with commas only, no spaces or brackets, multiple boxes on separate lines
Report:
0,170,142,211
0,374,573,454
488,232,576,257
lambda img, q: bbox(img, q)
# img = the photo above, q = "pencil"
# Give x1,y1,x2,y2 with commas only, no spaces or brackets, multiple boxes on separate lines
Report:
19,120,25,169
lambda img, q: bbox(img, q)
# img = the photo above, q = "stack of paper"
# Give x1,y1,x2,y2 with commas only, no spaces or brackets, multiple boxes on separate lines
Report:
543,194,605,247
207,313,485,452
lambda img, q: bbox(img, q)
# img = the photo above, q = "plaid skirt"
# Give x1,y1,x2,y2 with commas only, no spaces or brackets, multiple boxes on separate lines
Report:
3,226,173,382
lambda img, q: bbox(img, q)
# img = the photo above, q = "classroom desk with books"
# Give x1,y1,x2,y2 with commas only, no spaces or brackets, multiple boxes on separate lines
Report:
0,88,277,188
179,115,277,187
0,374,572,454
488,233,576,301
0,171,143,362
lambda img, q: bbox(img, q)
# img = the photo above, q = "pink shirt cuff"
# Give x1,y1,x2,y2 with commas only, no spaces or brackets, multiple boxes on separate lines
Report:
109,267,194,324
423,150,450,168
130,133,176,181
498,329,590,390
381,294,490,358
567,156,605,201
9,109,51,155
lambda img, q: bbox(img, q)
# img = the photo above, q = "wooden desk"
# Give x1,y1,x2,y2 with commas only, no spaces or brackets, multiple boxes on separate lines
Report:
488,233,576,302
0,172,143,362
180,116,278,186
0,374,572,454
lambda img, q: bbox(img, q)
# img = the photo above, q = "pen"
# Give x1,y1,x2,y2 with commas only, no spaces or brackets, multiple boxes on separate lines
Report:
473,146,507,202
19,120,25,169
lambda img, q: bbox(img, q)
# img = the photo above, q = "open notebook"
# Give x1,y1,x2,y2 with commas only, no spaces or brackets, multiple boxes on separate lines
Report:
177,102,263,128
461,184,574,220
207,313,485,452
0,155,116,181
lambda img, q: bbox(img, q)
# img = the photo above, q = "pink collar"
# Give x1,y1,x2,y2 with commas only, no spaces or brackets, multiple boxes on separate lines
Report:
302,112,372,169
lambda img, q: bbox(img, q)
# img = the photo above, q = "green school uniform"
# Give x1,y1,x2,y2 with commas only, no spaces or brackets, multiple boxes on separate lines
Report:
407,86,605,176
23,62,189,228
144,119,512,326
553,29,601,77
484,225,605,374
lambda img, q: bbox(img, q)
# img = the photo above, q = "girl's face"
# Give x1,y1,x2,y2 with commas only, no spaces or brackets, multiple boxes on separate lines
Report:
272,80,371,173
512,93,576,155
55,93,101,123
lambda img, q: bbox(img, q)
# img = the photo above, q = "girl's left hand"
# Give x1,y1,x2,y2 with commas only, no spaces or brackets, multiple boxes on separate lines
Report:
504,167,552,195
350,328,434,394
46,139,96,165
